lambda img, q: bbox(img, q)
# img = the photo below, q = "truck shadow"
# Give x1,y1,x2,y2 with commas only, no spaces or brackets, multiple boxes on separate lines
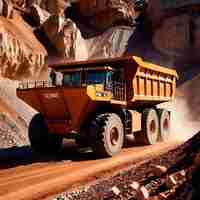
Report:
0,136,141,170
0,144,93,170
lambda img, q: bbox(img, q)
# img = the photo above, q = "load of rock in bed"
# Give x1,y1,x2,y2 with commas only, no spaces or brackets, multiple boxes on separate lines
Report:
0,0,145,79
53,132,200,200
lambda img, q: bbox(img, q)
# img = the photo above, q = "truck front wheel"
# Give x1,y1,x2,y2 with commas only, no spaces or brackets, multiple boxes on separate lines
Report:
28,113,63,153
90,113,124,157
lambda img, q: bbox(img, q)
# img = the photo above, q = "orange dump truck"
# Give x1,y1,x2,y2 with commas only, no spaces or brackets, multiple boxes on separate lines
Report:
17,56,178,157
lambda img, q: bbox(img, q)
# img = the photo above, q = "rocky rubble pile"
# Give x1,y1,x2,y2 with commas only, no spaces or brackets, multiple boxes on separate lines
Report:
0,78,35,148
53,132,200,200
0,113,28,148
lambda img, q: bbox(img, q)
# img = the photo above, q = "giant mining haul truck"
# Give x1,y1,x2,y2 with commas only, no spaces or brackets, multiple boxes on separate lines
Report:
17,56,178,157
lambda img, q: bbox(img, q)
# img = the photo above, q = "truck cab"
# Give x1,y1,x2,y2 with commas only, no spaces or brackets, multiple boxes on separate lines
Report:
61,66,114,87
53,65,126,101
17,56,178,157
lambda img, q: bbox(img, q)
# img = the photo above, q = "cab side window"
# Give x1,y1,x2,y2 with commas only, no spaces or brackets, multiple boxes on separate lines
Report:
113,68,124,82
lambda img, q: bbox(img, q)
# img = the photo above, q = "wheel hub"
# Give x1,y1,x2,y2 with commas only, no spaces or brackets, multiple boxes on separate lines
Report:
150,120,156,134
110,127,119,146
163,118,169,131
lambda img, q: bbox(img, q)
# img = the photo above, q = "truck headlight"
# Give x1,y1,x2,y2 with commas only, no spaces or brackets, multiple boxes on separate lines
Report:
96,92,107,97
96,92,103,97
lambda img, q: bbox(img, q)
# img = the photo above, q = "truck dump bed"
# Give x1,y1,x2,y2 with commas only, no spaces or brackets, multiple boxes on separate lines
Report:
129,57,177,105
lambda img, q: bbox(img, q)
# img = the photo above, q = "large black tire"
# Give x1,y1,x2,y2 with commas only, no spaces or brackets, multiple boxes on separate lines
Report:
135,108,159,145
90,113,124,157
75,137,88,148
157,109,171,142
28,113,63,153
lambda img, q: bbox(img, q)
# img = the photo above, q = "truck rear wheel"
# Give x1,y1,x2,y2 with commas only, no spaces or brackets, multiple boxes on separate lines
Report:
90,113,124,157
157,109,171,141
135,108,159,145
28,113,63,153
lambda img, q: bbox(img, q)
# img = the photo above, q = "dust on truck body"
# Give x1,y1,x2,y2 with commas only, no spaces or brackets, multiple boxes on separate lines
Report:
17,56,178,157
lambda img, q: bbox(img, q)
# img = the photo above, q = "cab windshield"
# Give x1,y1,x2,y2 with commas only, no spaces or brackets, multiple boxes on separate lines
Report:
86,71,113,85
63,72,81,86
86,71,105,84
62,70,113,87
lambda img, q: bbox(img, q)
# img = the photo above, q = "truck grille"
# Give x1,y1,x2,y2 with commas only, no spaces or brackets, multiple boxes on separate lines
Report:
105,81,127,101
18,81,55,90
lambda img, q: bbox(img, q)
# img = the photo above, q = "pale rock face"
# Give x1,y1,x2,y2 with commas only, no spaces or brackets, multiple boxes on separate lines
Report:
87,26,134,58
153,15,191,56
48,25,134,64
43,15,88,60
0,14,47,79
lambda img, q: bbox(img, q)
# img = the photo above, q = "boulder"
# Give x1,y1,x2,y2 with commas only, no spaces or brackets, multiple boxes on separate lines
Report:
166,170,186,189
137,186,149,200
151,165,168,177
87,26,134,58
30,4,51,26
166,175,177,189
27,0,70,16
42,0,70,16
111,186,121,196
42,15,88,60
130,181,140,191
76,0,138,30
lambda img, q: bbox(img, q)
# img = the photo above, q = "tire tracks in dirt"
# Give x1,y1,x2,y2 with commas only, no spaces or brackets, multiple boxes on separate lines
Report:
0,142,180,200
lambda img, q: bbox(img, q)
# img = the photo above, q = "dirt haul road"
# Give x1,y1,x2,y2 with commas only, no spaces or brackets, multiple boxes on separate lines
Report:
0,140,180,200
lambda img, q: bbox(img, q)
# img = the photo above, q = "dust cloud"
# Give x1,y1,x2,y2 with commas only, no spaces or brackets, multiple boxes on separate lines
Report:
159,97,200,142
